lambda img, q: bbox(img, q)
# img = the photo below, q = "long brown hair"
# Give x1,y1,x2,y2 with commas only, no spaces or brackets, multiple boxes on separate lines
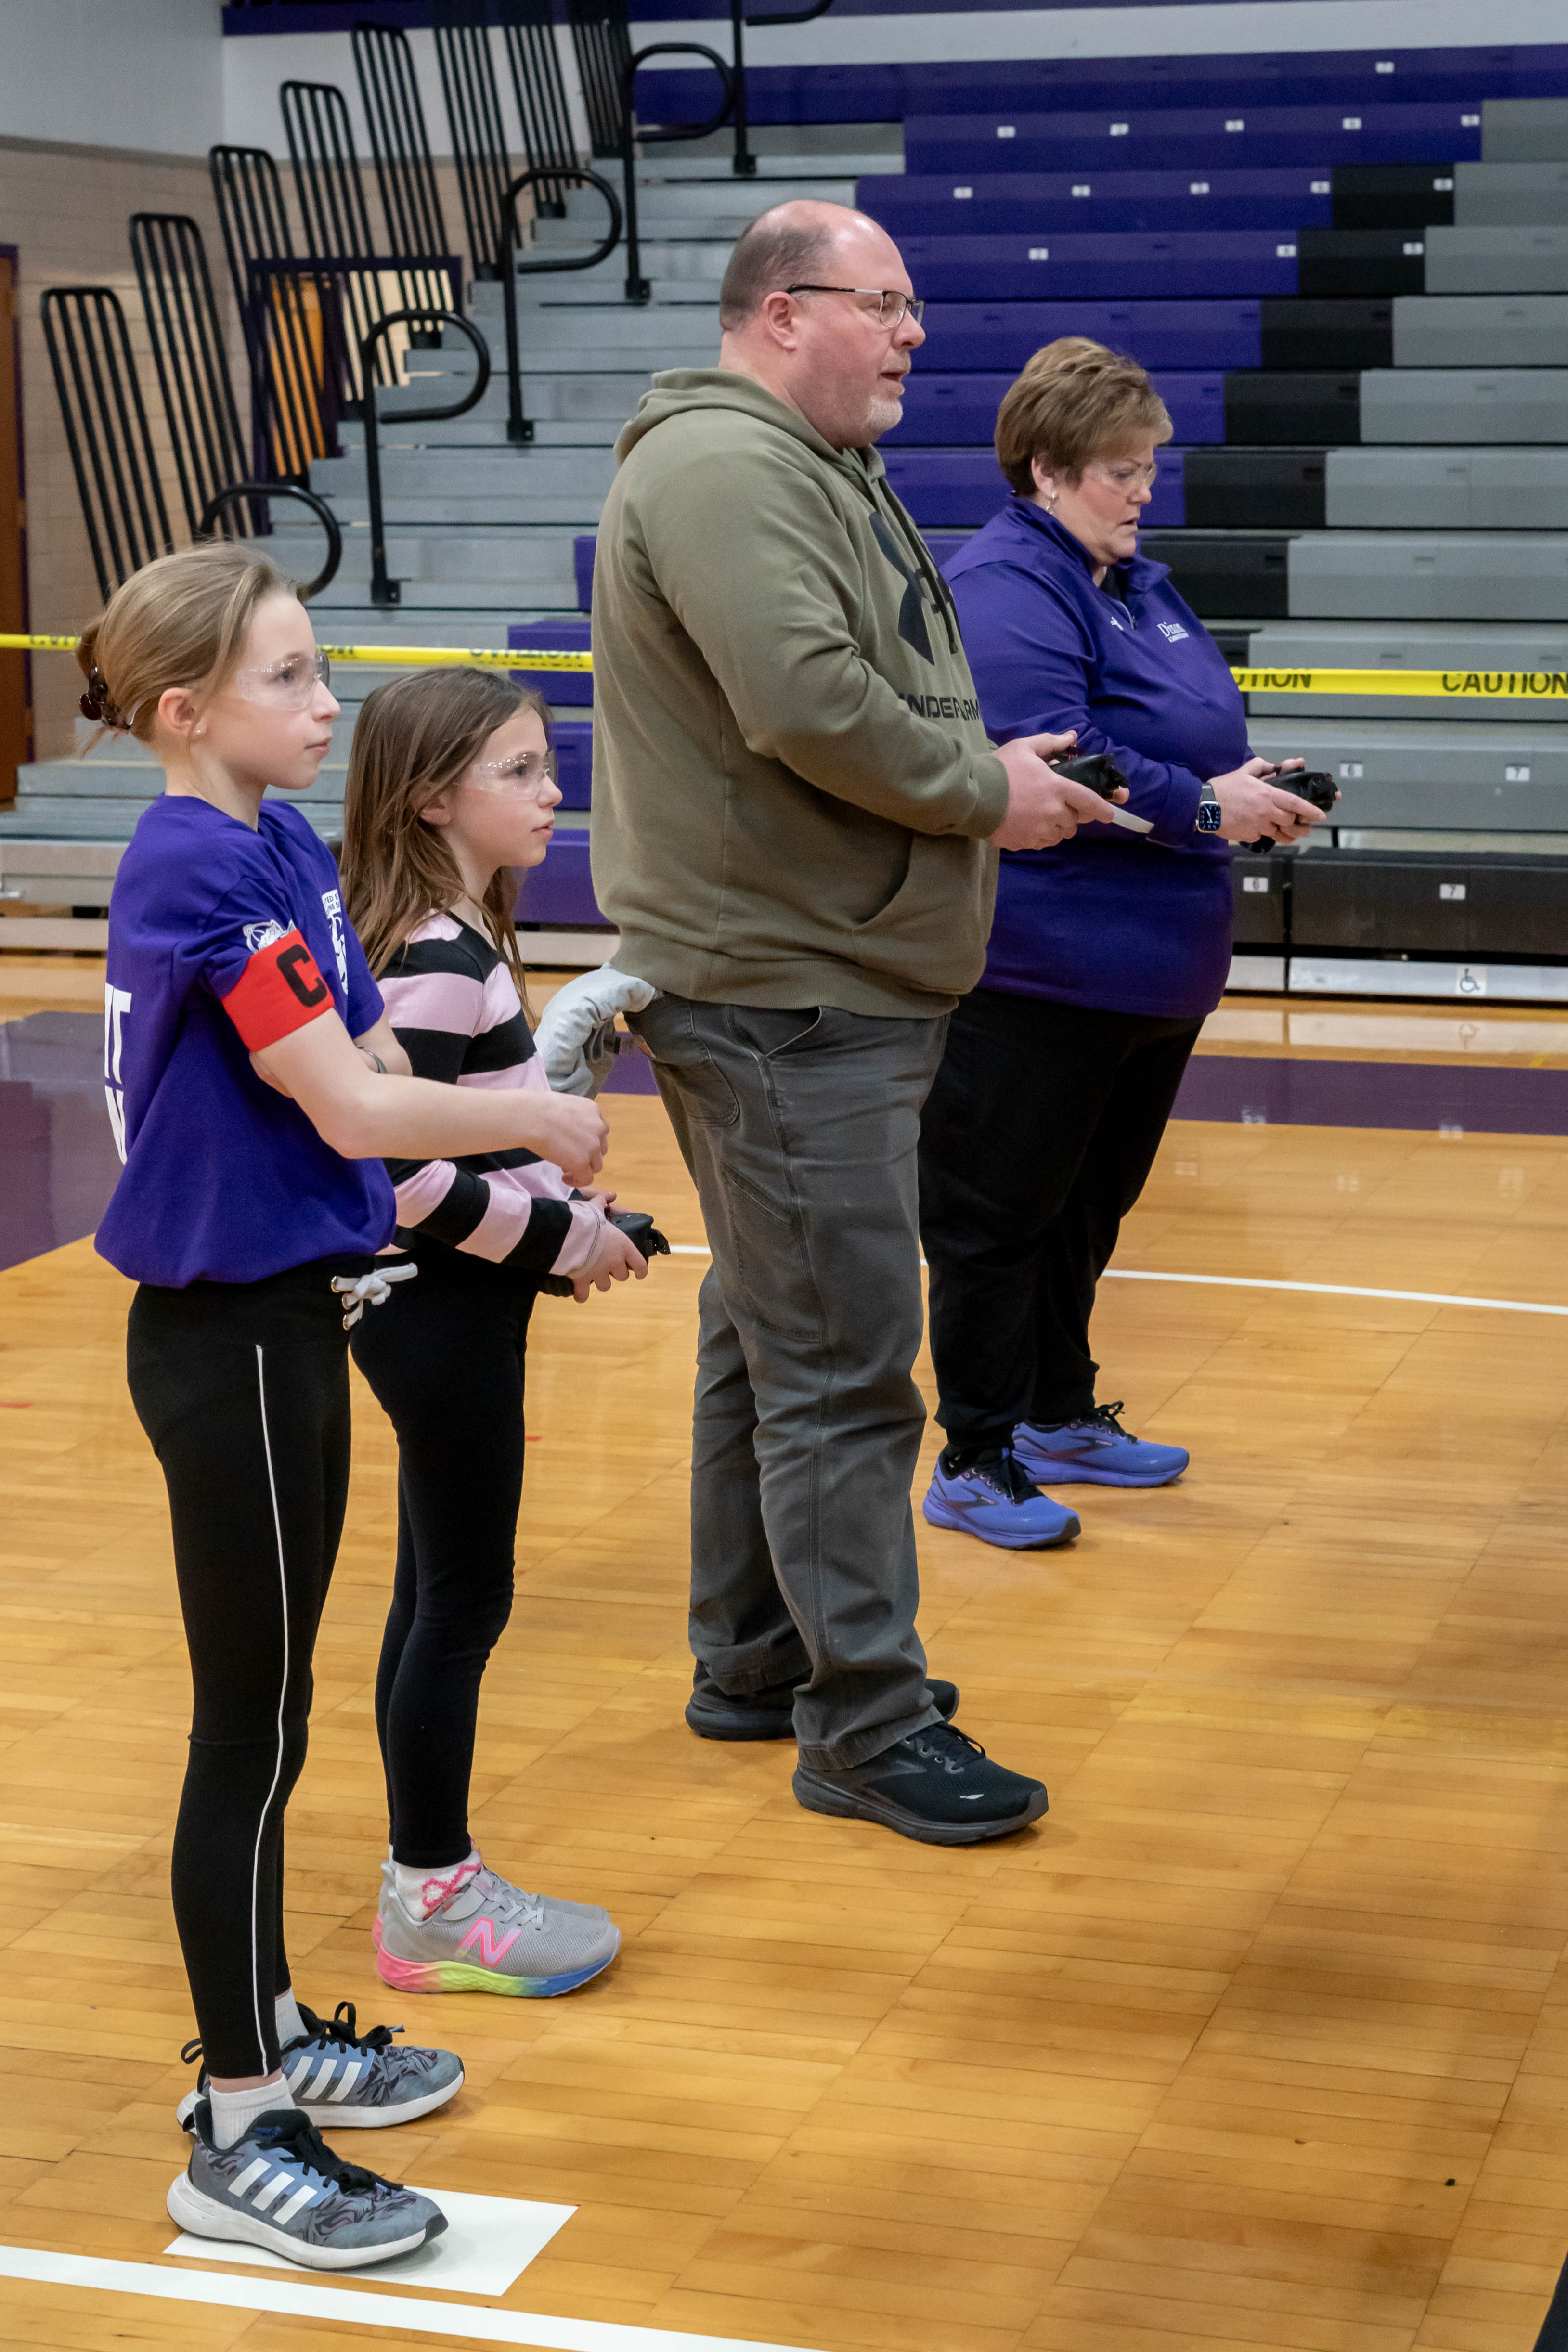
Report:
77,543,293,737
340,666,549,1013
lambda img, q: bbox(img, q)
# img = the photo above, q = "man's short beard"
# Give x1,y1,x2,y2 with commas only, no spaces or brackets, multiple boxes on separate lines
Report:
862,390,905,442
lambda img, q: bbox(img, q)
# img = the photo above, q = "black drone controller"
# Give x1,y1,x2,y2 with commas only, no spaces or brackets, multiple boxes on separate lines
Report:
537,1209,672,1300
1247,768,1339,853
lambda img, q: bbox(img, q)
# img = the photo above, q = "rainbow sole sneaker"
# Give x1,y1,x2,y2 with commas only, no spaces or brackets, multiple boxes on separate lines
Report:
374,1859,621,1998
175,2001,464,2133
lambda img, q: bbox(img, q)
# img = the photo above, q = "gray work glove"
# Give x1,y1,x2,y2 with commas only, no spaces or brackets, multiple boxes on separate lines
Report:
533,965,657,1097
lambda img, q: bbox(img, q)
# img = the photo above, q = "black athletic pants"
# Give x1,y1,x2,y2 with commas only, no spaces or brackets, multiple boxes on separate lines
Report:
350,1247,536,1872
919,990,1202,1451
128,1257,363,2081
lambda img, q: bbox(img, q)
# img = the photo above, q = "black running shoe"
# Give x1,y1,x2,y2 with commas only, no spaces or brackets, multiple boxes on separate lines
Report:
793,1722,1047,1847
687,1672,959,1743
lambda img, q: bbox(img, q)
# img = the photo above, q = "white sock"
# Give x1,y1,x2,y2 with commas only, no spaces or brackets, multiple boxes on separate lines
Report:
393,1849,481,1921
208,2076,293,2150
275,1987,307,2049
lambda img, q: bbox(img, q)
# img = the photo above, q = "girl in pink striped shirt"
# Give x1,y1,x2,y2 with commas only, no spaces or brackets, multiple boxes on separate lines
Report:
340,668,644,2000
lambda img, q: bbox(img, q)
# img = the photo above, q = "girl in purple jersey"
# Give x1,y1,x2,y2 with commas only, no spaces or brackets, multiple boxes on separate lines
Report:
338,669,644,2002
87,545,609,2271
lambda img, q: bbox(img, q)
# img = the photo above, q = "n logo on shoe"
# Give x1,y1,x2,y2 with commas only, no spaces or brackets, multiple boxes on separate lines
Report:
457,1918,521,1966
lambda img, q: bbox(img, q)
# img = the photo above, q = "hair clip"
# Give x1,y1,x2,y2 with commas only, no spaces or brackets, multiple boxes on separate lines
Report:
79,667,126,729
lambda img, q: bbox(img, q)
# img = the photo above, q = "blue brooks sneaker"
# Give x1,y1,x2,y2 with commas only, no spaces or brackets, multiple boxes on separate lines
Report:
168,2100,446,2271
922,1447,1081,1550
1013,1402,1190,1489
176,2001,464,2133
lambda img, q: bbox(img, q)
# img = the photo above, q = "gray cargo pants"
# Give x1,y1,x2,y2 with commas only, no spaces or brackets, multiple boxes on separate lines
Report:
630,993,948,1770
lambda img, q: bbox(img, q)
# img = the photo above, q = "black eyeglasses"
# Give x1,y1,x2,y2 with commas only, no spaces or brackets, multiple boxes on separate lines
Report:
783,285,925,327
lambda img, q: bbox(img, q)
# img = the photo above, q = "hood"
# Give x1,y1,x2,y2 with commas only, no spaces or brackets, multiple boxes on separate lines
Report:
615,368,959,660
615,368,887,494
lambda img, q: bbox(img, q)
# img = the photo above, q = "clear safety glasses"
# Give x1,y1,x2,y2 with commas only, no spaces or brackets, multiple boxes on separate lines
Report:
232,647,333,711
1086,460,1159,493
468,746,559,797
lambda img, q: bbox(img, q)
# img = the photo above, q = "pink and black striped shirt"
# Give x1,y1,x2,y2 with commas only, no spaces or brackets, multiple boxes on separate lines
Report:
379,912,605,1276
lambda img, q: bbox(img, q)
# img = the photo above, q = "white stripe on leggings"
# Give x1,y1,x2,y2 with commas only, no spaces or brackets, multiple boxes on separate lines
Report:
250,1345,291,2079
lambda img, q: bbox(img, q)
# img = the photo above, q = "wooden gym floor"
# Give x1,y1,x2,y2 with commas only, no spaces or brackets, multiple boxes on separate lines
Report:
3,964,1568,2352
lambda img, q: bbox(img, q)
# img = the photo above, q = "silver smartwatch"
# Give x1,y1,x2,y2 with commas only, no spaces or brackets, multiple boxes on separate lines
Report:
1195,781,1222,834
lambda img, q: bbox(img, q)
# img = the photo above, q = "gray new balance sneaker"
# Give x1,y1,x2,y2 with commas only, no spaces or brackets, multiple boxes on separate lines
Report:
374,1859,620,1997
168,2100,446,2271
176,2001,464,2132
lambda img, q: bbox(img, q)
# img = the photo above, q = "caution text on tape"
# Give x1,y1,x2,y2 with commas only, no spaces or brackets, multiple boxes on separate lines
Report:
1233,666,1568,699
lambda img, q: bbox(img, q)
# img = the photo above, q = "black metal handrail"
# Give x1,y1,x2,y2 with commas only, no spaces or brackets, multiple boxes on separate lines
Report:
359,309,492,607
352,23,452,332
500,0,579,219
568,0,633,160
280,80,403,388
40,288,172,607
41,284,341,607
728,0,835,178
433,0,514,278
208,144,330,486
130,213,255,542
198,481,343,602
621,45,735,305
499,167,622,444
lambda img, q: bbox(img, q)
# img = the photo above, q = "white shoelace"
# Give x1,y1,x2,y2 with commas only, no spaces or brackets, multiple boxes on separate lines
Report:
331,1264,418,1329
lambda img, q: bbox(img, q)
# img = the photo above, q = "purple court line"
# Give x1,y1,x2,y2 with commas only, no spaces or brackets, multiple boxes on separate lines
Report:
6,1016,1568,1279
1173,1053,1568,1137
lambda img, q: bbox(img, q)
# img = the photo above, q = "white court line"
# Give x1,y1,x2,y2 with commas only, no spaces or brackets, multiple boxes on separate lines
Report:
0,2244,826,2352
665,1244,1568,1319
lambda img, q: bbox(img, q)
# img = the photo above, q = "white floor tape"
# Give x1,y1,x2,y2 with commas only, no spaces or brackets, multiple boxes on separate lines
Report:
0,2243,826,2352
167,2185,572,2295
667,1243,1568,1318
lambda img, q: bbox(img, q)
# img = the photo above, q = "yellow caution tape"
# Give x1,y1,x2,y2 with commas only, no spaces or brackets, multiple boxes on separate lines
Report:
0,633,593,672
1234,666,1568,699
2,634,1563,698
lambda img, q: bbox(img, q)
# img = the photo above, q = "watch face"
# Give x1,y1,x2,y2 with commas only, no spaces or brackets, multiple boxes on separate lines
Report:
1197,801,1222,832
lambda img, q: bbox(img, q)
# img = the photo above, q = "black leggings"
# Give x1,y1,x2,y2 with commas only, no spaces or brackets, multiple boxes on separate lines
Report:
128,1258,362,2080
349,1247,537,1872
920,990,1202,1448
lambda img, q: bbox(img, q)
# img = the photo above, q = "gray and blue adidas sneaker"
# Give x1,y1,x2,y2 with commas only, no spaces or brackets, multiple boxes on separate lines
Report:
176,2001,464,2132
168,2100,447,2270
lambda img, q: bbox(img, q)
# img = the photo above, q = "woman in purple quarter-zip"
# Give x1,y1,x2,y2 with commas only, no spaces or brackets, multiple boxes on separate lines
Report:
919,337,1330,1551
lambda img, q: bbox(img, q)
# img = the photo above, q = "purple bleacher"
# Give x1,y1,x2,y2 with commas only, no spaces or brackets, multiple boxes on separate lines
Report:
515,831,603,926
862,170,1337,239
886,372,1226,449
921,302,1262,373
641,43,1568,128
900,231,1301,302
508,617,592,707
553,718,592,810
904,104,1483,179
881,449,1185,530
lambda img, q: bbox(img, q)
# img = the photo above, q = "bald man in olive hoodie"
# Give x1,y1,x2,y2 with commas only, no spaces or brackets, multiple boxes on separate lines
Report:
592,201,1116,1847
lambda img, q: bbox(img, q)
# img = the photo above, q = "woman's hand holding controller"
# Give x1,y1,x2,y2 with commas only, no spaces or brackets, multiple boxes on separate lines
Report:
1208,756,1329,845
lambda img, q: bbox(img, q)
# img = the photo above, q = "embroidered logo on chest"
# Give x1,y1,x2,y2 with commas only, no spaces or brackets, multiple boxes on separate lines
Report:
1157,621,1190,642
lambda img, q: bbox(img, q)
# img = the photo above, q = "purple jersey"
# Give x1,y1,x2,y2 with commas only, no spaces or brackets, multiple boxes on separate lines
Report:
96,794,396,1288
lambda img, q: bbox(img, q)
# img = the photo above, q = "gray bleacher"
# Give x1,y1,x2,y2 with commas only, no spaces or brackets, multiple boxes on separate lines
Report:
9,87,1568,987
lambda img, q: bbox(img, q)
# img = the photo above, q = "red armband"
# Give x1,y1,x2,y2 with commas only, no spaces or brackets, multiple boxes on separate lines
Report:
222,927,334,1050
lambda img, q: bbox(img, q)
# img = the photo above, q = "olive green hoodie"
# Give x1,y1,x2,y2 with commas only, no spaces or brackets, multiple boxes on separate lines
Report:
589,369,1009,1017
